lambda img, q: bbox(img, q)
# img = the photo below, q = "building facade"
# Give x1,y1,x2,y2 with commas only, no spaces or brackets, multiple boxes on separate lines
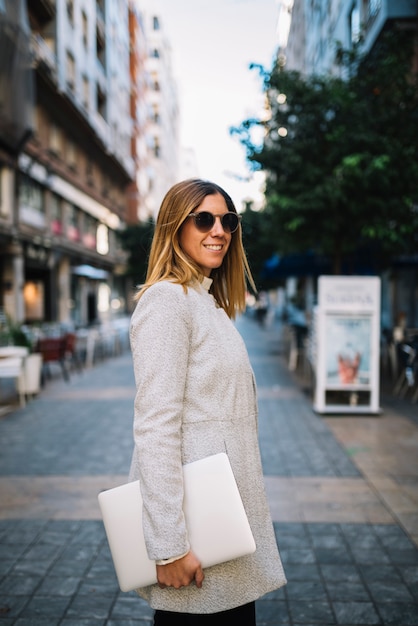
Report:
285,0,418,76
138,2,179,219
0,0,146,329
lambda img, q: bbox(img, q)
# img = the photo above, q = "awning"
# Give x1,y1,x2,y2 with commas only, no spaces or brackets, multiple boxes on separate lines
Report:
262,252,331,279
72,265,109,280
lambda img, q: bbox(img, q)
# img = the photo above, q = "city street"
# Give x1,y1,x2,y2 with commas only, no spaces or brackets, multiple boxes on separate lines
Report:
0,315,417,625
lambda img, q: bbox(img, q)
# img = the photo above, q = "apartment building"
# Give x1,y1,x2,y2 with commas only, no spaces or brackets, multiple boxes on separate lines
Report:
285,0,418,76
0,0,136,327
138,1,180,219
128,1,150,224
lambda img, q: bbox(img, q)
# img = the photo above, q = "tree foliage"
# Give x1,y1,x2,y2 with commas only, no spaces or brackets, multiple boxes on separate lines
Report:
240,201,278,290
117,219,154,285
232,30,418,274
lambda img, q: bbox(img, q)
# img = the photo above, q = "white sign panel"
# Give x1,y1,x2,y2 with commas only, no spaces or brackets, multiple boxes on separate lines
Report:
314,276,381,414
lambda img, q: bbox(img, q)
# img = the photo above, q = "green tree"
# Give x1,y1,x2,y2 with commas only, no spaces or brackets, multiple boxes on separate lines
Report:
232,30,418,274
117,219,154,285
240,201,278,290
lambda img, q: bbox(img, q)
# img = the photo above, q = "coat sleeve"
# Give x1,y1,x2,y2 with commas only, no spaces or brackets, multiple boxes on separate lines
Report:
130,282,191,561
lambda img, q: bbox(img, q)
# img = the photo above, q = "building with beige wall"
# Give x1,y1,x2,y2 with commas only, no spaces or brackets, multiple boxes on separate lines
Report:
0,0,135,327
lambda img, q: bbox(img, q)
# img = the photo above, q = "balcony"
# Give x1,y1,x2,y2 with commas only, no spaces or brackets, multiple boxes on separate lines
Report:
27,0,56,25
31,34,57,83
93,112,110,146
361,0,418,51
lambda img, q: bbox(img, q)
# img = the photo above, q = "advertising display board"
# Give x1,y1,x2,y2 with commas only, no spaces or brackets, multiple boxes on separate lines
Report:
313,276,381,414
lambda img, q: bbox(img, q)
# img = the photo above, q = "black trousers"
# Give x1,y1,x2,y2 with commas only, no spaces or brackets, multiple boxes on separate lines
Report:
154,601,256,625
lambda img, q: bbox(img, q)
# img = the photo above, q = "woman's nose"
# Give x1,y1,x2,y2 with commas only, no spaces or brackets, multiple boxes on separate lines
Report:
211,215,225,234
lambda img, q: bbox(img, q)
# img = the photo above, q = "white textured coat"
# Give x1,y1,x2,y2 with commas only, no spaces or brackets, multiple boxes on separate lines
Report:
129,278,286,614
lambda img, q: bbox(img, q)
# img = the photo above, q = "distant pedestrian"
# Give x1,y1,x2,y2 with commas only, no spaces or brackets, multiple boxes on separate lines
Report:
129,179,286,625
255,291,269,327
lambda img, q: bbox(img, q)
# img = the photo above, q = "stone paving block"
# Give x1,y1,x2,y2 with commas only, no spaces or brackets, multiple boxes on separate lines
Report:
283,563,322,582
280,548,317,565
78,577,119,597
367,580,414,603
325,581,372,602
358,564,403,583
310,533,346,549
288,599,335,623
286,580,328,602
19,595,71,619
0,574,42,596
313,547,354,565
48,557,92,577
65,593,115,619
0,545,27,564
333,601,381,625
376,602,418,625
348,548,391,565
36,575,81,596
255,599,290,624
320,564,362,583
69,520,104,545
0,596,30,620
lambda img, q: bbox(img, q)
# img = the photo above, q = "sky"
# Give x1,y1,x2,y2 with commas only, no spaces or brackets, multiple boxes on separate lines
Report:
152,0,280,210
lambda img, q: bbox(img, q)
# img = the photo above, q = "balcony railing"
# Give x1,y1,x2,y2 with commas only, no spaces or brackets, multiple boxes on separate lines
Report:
31,34,57,82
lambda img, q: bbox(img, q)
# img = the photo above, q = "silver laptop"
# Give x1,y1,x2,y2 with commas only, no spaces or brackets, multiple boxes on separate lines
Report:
98,453,256,591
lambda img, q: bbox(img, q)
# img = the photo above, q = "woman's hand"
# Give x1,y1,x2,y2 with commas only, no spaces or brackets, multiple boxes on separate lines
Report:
156,551,204,589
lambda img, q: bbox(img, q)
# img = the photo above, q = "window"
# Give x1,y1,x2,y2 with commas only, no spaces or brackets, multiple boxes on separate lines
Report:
97,85,107,119
49,123,62,155
0,168,12,218
152,48,159,58
153,16,160,30
50,194,63,235
151,72,160,91
66,50,75,90
67,139,77,170
67,204,80,241
82,11,88,48
19,175,45,228
153,137,160,158
82,214,97,249
67,0,74,25
82,75,89,109
152,103,160,124
86,158,93,184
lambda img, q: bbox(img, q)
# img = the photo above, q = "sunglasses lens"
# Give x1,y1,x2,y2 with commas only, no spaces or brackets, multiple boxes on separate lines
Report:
222,213,239,233
194,212,215,232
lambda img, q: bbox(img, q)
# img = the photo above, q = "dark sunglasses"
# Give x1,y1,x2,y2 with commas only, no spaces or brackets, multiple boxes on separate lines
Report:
186,211,241,234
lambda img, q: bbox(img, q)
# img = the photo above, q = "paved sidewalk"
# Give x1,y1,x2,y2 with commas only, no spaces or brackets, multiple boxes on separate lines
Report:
0,315,417,625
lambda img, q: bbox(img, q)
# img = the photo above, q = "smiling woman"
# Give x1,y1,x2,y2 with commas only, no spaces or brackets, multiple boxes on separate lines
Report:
136,178,254,317
126,178,287,624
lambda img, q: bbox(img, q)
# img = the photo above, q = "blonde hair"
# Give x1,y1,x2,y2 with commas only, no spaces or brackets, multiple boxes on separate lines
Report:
135,178,255,318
